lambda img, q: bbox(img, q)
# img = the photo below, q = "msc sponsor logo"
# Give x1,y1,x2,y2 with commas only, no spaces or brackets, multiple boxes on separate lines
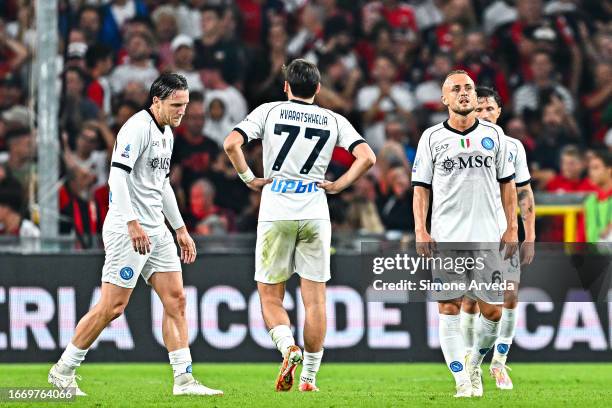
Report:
270,179,319,194
149,157,171,170
440,155,493,174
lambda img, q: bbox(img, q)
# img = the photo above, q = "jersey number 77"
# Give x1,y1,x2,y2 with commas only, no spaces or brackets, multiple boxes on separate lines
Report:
272,124,330,174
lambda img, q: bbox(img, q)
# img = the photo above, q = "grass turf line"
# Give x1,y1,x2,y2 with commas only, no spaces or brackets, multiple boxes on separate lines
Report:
0,363,611,407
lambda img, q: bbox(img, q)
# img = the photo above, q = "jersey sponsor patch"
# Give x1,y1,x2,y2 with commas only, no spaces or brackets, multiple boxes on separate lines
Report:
269,178,319,194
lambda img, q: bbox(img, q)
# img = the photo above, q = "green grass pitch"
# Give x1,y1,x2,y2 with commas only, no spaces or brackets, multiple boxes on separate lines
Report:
1,363,611,407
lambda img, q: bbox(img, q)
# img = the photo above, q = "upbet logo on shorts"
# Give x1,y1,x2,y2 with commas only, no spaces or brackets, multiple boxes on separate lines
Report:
119,267,134,280
270,178,319,194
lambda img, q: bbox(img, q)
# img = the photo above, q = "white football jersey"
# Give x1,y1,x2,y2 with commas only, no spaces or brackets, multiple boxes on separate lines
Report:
496,134,531,231
412,119,515,242
234,99,365,221
104,109,174,236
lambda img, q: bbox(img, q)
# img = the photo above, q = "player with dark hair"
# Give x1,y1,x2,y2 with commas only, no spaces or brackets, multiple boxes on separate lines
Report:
458,85,536,390
48,73,223,397
224,59,376,392
412,71,518,397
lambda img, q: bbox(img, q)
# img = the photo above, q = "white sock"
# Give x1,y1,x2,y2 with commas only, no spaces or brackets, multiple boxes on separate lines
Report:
168,347,193,379
439,314,469,385
300,349,323,385
58,343,88,375
269,325,295,357
459,310,477,355
493,307,516,364
469,315,500,367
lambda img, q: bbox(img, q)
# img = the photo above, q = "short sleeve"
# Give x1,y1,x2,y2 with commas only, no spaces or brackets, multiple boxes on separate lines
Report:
411,132,434,187
233,103,269,144
513,140,531,186
496,137,515,183
110,118,149,173
335,113,366,153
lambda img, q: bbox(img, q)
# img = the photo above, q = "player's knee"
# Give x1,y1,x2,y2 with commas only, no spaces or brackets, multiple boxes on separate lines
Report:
462,299,479,314
439,301,460,315
164,290,186,316
481,307,502,321
100,300,128,322
504,295,518,309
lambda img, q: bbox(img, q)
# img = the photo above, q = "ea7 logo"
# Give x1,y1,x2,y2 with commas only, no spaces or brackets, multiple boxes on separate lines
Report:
435,143,449,153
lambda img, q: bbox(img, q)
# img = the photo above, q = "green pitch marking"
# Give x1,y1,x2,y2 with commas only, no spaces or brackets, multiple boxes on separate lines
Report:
1,363,611,407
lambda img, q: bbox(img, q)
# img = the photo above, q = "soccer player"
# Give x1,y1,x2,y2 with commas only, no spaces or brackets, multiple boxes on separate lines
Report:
48,74,223,397
224,59,375,392
412,71,518,397
460,86,536,390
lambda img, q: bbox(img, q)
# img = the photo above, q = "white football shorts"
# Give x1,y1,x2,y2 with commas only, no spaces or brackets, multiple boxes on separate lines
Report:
101,227,181,289
255,219,331,284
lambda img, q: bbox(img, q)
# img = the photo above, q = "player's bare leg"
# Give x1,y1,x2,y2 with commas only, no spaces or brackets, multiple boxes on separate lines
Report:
460,297,480,356
299,278,326,392
149,271,222,396
467,300,502,397
438,299,472,397
49,283,133,396
490,284,519,390
258,281,302,391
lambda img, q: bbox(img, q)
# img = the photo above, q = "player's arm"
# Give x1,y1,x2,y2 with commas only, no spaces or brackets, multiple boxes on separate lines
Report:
499,179,518,258
411,130,435,256
413,185,435,257
517,184,536,264
161,178,196,264
223,130,272,191
110,122,151,254
318,143,376,194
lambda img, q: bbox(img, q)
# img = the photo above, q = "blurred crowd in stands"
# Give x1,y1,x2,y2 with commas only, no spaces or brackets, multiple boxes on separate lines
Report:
0,0,611,244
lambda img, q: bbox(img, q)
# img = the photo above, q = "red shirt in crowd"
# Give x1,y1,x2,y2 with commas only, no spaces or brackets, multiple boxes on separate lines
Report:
544,175,593,242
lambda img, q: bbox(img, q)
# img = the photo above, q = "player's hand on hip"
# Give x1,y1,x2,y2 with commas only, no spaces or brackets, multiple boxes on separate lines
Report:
246,177,273,192
415,230,436,257
520,240,535,265
127,220,151,255
500,228,518,260
176,226,197,264
317,180,342,194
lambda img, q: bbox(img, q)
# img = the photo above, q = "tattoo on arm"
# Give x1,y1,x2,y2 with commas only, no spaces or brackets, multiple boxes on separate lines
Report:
518,188,534,221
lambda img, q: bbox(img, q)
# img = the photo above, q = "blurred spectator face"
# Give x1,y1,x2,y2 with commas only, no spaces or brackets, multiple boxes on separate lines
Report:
431,54,453,79
542,102,564,127
448,23,465,50
127,34,151,62
123,20,153,40
384,120,406,142
116,103,138,128
560,152,585,180
595,33,612,61
79,9,100,43
76,127,99,157
201,9,221,37
174,45,195,68
475,96,501,124
588,155,611,187
595,63,612,87
372,56,396,83
465,31,486,57
200,68,224,89
190,180,214,218
301,5,323,33
184,101,205,135
442,73,477,115
354,176,377,202
69,29,86,44
388,167,410,197
123,82,149,107
8,132,33,161
325,58,347,83
65,70,85,97
375,26,393,54
517,0,542,23
506,118,528,141
268,24,287,51
208,99,225,121
531,52,553,81
155,12,177,42
0,81,23,109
